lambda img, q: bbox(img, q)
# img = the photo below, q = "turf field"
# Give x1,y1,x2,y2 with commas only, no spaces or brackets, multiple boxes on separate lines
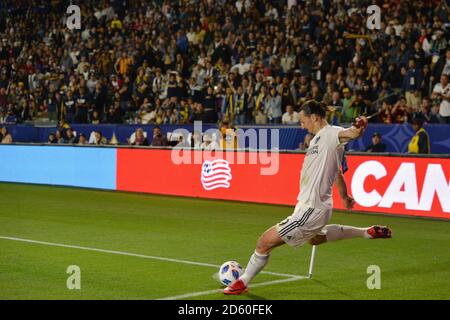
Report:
0,183,449,300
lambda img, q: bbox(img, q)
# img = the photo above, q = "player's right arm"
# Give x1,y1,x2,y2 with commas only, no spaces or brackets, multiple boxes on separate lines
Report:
338,116,367,144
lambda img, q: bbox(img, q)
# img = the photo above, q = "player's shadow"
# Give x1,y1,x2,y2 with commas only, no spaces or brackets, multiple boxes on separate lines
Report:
246,292,268,300
311,279,356,299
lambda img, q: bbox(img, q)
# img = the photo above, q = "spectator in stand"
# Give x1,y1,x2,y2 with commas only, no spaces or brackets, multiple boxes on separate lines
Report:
282,105,300,125
416,97,432,121
64,90,76,124
278,76,294,114
150,126,167,147
222,86,237,124
432,49,450,80
232,57,251,76
201,133,220,151
115,52,133,77
378,101,393,124
0,110,5,124
233,86,250,125
65,128,77,144
54,129,65,144
391,97,409,123
105,102,123,124
77,133,88,145
327,91,343,125
128,128,149,146
402,59,423,109
0,127,12,144
341,88,357,123
190,103,206,123
365,132,387,153
431,74,450,123
429,103,443,123
191,131,202,149
91,131,107,145
350,92,366,119
4,109,17,124
0,87,7,110
47,133,57,144
253,85,268,124
55,91,66,123
266,87,282,124
298,133,313,151
91,110,102,124
75,87,90,124
175,135,191,149
202,86,218,123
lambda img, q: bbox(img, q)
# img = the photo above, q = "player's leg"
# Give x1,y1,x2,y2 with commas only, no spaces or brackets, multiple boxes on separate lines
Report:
224,226,284,295
225,204,321,295
309,224,392,245
240,226,285,284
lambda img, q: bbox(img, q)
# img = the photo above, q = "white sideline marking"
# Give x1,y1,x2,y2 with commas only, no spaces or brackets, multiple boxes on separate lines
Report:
157,276,307,300
0,236,299,278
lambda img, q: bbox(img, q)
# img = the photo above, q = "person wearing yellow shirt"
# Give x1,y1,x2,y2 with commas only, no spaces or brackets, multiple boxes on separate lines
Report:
111,16,123,30
221,87,237,122
219,119,237,150
96,52,112,76
408,117,430,154
194,25,205,45
115,52,133,76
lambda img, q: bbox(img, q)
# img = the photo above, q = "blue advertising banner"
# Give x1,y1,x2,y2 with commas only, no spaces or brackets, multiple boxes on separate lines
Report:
0,145,117,190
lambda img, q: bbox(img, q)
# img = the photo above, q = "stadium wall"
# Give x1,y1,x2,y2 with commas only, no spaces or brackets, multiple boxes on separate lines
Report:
5,123,450,153
0,145,448,220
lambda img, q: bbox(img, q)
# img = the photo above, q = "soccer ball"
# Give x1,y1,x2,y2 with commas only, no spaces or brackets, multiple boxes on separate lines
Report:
218,261,243,286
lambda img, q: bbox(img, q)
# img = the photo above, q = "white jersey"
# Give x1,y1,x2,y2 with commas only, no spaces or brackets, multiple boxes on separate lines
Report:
297,125,345,209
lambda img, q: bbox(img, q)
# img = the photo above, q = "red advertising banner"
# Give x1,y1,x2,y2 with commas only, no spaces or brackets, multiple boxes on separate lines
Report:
116,149,450,220
116,149,301,205
335,156,450,219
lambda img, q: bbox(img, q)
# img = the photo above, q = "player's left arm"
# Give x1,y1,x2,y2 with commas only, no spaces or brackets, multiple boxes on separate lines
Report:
335,171,355,210
338,116,368,144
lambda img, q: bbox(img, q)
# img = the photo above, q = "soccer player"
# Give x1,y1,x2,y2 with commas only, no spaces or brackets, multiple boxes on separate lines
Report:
224,100,392,295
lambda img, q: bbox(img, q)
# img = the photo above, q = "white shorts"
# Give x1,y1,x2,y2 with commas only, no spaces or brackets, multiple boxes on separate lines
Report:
276,203,332,247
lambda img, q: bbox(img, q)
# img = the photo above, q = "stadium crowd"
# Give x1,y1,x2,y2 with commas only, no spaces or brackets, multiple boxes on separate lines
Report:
0,0,449,145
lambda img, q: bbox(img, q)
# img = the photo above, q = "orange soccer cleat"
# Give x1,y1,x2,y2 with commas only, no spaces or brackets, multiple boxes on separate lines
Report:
367,225,392,239
223,279,248,295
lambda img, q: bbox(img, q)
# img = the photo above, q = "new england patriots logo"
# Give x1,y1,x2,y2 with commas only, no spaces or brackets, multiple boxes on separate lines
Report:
201,160,232,190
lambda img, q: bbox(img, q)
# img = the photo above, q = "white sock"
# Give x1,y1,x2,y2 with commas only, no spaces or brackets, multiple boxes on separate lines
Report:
240,251,270,286
324,224,371,241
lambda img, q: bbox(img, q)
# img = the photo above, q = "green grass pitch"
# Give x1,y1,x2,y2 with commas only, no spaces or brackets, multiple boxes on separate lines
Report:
0,183,449,300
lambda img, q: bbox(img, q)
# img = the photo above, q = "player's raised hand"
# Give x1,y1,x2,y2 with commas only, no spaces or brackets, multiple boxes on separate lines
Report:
353,116,368,130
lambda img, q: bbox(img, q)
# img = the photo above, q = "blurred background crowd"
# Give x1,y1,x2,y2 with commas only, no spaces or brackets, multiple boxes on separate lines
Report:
0,0,449,132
